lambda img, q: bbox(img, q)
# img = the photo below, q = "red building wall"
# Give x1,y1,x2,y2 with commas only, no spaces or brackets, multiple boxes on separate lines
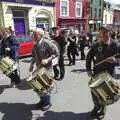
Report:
55,0,60,26
113,9,120,30
82,0,91,31
69,0,75,17
55,0,76,26
55,0,87,32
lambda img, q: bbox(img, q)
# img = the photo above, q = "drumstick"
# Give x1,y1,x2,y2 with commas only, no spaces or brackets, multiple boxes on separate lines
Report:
94,53,120,67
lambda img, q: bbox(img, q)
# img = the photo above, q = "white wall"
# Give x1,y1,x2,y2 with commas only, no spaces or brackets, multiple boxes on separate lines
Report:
1,2,55,31
103,9,113,26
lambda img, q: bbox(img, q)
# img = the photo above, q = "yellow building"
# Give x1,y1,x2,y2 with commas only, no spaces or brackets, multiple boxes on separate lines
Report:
0,0,55,36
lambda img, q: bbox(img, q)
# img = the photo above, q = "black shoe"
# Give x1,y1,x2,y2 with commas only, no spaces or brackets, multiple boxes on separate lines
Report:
35,102,52,111
89,110,98,117
35,102,44,108
59,75,64,80
97,112,105,120
89,110,105,120
72,63,76,65
40,104,52,111
68,61,73,66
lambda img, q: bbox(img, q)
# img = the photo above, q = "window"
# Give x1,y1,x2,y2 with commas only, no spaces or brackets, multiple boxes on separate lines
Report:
60,0,69,16
99,0,101,6
76,1,82,17
105,14,107,24
91,7,92,17
99,9,101,17
94,8,97,17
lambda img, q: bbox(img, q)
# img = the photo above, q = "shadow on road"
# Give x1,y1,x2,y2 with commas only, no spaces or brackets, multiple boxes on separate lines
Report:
0,85,11,95
0,103,91,120
0,103,32,120
71,69,86,74
35,110,90,120
17,80,32,90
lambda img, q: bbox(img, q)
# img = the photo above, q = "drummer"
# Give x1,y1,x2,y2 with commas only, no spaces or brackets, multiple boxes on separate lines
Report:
0,28,21,87
86,27,120,119
29,28,59,111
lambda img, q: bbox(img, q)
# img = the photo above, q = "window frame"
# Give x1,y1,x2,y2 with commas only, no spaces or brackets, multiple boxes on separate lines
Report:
75,0,82,17
60,0,69,17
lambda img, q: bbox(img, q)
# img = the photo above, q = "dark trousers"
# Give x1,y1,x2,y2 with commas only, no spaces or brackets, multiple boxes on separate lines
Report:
53,65,59,78
53,55,65,79
67,48,76,64
8,69,21,84
91,90,106,114
40,94,51,106
80,45,85,60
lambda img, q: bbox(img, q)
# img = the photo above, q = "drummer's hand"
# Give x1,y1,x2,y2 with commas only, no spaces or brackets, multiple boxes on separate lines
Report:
5,47,10,51
106,57,116,63
41,59,48,65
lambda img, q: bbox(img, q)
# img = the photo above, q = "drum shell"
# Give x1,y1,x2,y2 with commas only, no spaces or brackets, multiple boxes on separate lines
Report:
89,72,120,105
0,57,16,75
27,67,55,94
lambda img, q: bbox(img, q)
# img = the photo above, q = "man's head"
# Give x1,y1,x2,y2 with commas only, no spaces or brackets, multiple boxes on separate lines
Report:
51,27,59,36
32,29,44,44
98,27,110,44
60,28,69,37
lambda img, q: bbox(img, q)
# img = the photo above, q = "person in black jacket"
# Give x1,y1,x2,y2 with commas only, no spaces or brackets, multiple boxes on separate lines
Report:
86,27,120,119
78,32,86,60
67,31,78,65
51,28,68,80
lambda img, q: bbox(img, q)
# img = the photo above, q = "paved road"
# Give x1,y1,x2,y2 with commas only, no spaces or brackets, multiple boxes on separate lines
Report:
0,54,120,120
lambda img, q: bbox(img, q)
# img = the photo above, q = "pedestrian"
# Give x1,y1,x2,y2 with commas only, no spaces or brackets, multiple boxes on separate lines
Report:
86,27,120,119
78,32,86,60
0,28,21,87
51,27,68,80
67,31,78,65
29,29,59,111
87,29,93,47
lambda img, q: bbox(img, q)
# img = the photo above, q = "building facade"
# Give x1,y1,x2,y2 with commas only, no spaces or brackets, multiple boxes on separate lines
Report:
103,1,113,28
89,0,104,31
55,0,84,32
113,9,120,31
0,0,55,36
82,0,91,32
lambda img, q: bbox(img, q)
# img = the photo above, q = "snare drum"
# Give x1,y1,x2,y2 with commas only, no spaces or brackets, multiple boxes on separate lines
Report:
26,67,56,94
0,57,17,75
89,71,120,105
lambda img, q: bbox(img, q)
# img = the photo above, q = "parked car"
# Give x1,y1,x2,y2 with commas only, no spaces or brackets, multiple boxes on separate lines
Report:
16,35,33,57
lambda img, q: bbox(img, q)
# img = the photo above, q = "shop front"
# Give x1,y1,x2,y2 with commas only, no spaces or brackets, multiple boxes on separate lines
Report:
88,19,102,31
0,0,55,36
58,18,85,32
